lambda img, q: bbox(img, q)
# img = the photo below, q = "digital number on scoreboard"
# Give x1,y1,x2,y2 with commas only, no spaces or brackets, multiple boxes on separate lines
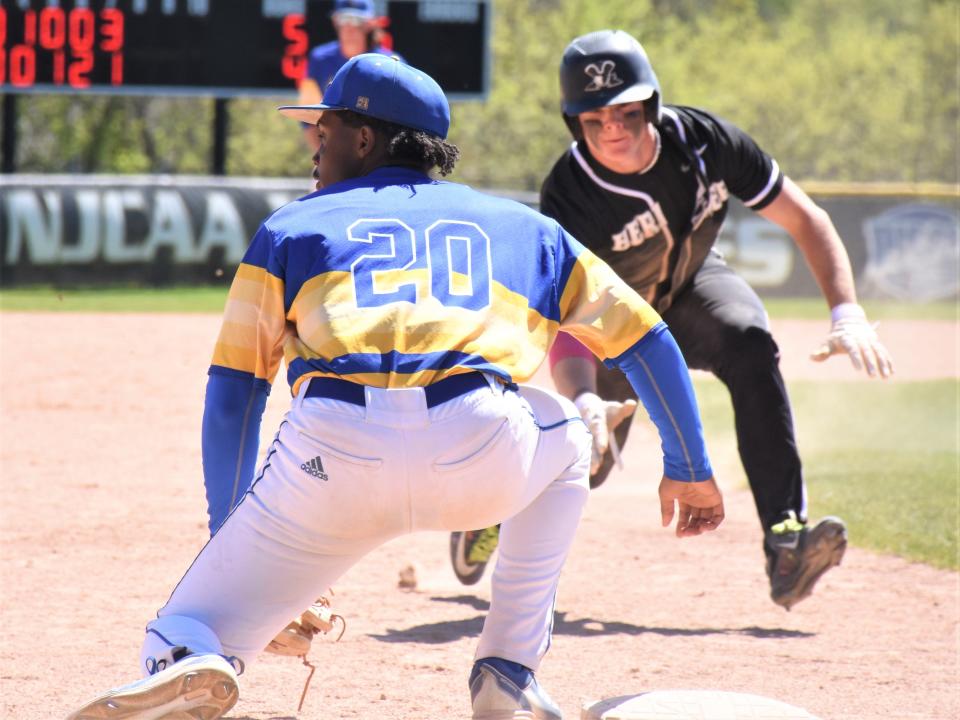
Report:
0,0,489,99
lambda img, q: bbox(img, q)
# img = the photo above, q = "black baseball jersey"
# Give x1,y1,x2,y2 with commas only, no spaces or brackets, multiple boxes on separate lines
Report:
540,105,784,312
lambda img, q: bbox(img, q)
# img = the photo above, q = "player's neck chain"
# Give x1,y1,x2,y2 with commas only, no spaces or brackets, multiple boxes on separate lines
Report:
637,127,662,175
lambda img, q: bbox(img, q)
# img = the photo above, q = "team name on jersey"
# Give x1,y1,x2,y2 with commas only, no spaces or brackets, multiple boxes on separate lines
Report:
611,205,664,251
609,179,730,252
692,179,730,231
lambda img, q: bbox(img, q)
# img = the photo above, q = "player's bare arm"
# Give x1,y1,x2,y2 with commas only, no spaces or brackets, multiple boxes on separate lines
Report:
551,352,597,398
758,177,894,378
757,177,857,308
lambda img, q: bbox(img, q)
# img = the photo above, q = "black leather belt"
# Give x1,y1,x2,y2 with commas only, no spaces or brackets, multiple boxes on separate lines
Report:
304,372,493,408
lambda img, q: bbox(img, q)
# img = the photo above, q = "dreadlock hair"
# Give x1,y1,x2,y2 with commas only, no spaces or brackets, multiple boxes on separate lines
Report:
339,110,461,176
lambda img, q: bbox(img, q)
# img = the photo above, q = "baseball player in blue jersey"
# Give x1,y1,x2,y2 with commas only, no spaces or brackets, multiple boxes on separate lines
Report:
67,54,724,720
297,0,403,152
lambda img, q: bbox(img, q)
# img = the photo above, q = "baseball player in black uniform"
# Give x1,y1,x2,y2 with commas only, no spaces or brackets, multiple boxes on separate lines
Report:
451,29,893,611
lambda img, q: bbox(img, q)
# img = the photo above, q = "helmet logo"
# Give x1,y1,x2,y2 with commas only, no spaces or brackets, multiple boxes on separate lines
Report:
583,60,623,92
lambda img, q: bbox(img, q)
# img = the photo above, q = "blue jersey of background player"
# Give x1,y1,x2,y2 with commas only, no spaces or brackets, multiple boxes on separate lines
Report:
297,0,404,152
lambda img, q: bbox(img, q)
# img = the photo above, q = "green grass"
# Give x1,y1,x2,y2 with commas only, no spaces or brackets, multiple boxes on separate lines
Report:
762,297,958,321
0,286,229,312
0,287,956,320
691,377,960,570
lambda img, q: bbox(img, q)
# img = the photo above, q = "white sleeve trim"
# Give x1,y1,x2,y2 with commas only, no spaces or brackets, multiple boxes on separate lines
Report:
743,159,781,208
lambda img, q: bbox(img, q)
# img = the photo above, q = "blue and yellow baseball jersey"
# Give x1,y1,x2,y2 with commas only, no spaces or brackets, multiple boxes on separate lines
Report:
209,166,662,396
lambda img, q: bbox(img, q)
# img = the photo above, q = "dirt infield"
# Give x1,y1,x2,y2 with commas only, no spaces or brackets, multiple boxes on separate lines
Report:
1,313,957,720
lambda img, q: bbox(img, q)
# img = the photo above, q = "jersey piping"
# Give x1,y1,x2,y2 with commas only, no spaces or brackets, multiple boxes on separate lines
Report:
742,159,781,208
570,142,676,299
661,107,706,177
633,350,697,481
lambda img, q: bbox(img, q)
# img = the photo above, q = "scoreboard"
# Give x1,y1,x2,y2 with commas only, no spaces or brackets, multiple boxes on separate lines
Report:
0,0,490,99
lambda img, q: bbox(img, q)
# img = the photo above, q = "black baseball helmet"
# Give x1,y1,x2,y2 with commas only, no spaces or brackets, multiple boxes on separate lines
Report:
559,30,661,134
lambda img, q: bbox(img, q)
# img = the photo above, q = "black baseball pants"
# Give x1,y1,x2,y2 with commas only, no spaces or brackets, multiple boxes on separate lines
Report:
592,252,805,532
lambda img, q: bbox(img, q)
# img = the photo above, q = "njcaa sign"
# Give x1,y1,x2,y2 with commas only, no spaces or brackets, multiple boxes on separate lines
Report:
1,176,957,300
0,176,306,284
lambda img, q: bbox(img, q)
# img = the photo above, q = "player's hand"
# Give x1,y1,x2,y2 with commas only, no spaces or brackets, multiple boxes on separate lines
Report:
659,477,725,538
810,304,894,379
574,392,638,474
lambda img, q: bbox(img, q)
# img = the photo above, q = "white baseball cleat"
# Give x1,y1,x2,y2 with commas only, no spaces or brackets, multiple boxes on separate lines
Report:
66,653,239,720
469,657,563,719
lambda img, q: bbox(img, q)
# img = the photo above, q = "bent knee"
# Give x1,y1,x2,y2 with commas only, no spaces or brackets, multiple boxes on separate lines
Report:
717,326,781,375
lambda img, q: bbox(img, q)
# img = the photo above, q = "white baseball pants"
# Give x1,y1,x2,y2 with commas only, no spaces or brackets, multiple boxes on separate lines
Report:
141,376,591,675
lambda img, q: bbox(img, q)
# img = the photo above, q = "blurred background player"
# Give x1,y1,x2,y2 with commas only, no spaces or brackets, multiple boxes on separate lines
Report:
296,0,404,152
451,29,894,612
66,54,725,720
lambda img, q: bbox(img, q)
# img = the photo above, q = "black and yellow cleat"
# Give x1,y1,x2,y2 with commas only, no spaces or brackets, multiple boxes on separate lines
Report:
765,512,848,610
450,525,501,586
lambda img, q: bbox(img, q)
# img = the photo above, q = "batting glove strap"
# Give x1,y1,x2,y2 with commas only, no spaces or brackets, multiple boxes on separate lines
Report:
830,302,867,323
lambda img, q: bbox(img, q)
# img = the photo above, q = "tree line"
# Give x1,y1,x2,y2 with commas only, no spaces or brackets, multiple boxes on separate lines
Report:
6,0,957,190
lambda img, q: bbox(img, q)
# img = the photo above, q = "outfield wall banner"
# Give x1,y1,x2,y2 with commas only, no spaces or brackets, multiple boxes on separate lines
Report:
0,176,308,286
715,193,959,301
1,175,957,299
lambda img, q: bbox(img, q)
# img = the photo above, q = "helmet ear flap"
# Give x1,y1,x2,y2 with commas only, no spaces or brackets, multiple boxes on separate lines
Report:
562,113,582,140
646,94,661,125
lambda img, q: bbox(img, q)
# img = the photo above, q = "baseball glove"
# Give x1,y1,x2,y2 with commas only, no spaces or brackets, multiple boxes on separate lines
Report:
266,595,347,712
266,596,346,657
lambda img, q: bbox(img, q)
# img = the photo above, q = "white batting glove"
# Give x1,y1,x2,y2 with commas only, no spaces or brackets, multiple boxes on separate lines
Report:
574,392,638,475
810,303,894,379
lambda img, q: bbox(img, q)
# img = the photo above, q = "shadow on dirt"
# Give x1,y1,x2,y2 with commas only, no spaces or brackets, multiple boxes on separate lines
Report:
367,596,814,644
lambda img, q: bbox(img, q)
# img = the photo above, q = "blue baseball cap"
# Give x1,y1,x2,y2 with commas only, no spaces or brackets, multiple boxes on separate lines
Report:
279,54,450,139
331,0,375,21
